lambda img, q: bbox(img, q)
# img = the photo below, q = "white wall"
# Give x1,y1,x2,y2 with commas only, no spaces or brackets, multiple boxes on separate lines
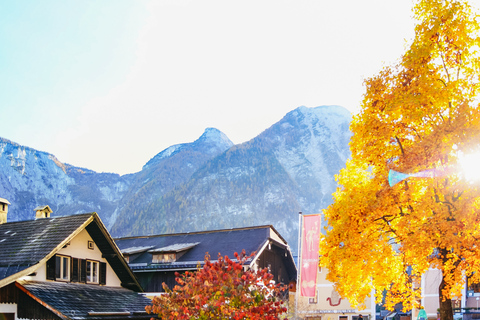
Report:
19,229,122,287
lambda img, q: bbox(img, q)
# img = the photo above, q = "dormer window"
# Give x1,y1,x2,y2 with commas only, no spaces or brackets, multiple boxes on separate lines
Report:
152,253,176,263
148,242,200,264
120,246,155,264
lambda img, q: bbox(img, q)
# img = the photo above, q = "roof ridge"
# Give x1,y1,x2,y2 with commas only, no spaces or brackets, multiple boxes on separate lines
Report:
114,225,274,240
0,212,94,226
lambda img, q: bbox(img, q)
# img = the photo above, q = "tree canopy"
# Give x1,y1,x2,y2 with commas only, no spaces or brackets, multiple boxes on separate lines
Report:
146,251,287,320
320,0,480,318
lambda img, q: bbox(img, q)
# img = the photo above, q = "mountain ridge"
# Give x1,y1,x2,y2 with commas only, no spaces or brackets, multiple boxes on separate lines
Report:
0,106,351,250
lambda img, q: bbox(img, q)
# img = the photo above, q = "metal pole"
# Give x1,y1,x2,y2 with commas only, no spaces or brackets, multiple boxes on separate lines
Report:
295,212,302,320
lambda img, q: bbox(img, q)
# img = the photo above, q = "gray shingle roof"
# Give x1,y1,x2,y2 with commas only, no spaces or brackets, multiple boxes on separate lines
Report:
0,213,92,280
18,280,152,320
115,226,274,268
0,213,143,292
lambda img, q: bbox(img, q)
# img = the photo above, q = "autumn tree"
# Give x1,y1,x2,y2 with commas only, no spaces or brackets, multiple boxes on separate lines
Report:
320,1,480,320
146,251,288,320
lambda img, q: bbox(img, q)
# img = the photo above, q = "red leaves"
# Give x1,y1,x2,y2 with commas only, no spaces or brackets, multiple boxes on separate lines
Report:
146,251,288,319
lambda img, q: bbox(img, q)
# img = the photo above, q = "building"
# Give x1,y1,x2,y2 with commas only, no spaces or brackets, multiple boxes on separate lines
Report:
296,214,375,320
295,264,376,320
0,201,151,320
417,268,480,320
114,225,297,296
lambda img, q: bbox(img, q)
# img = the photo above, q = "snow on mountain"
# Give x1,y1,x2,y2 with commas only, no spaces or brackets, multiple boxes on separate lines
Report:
109,106,352,251
143,127,233,170
0,106,351,252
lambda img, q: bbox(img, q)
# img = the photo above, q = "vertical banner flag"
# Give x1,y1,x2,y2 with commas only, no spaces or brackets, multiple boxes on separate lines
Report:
300,214,321,297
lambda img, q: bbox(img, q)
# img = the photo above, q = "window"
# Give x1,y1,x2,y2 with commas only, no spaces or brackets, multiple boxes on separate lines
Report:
47,255,106,285
86,260,99,283
55,255,70,281
468,275,480,296
152,253,176,263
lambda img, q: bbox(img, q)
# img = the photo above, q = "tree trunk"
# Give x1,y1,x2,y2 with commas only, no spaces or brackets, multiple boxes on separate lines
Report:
438,271,454,320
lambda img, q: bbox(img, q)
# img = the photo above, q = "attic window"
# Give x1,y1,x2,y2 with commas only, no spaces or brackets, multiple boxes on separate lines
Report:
152,253,176,263
47,255,107,285
86,260,99,283
55,255,70,281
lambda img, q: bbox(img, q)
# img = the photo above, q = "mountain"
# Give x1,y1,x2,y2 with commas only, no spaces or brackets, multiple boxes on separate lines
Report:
0,127,233,228
109,106,352,250
109,128,234,231
0,106,351,251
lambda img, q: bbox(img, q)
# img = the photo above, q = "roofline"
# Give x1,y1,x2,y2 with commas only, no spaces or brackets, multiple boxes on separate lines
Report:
89,213,144,292
0,213,143,292
0,214,95,289
115,224,288,244
15,282,69,320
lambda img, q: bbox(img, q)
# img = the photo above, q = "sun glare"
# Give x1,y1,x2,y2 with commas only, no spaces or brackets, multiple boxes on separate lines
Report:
458,150,480,183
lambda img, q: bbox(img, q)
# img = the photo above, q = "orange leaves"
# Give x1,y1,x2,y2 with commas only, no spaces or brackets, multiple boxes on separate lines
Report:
146,251,288,320
321,0,480,313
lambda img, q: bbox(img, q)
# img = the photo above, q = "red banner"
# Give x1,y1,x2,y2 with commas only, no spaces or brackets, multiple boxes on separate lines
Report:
300,214,321,297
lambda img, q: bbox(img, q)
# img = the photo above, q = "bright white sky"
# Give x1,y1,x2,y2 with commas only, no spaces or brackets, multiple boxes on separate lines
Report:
1,0,425,175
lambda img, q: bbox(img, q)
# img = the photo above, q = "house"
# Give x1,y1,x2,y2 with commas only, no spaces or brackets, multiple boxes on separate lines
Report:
114,225,297,295
0,201,152,320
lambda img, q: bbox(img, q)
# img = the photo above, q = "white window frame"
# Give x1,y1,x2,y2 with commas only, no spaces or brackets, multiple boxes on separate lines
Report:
86,260,99,284
55,255,70,281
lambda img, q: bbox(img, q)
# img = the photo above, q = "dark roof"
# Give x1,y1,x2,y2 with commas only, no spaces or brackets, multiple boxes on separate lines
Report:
0,213,92,280
0,213,142,291
18,280,151,320
115,226,282,270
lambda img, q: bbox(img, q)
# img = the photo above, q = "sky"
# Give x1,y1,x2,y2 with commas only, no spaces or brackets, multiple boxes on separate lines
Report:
0,0,426,175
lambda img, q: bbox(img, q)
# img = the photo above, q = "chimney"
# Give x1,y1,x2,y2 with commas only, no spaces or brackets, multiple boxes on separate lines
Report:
0,198,11,224
34,205,53,219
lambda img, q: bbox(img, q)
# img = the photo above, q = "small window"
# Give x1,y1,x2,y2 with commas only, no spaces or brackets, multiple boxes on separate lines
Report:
55,255,70,281
152,253,176,263
86,260,99,283
88,241,94,250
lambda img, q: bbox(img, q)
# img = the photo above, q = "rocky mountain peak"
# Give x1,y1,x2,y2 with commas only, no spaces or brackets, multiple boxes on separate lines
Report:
143,128,233,170
1,106,352,252
196,127,233,150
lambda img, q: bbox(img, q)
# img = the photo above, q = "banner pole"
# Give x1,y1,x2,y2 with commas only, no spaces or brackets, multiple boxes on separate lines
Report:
295,211,302,319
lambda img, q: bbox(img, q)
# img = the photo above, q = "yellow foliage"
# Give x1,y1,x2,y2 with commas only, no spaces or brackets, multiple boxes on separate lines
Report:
320,0,480,313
